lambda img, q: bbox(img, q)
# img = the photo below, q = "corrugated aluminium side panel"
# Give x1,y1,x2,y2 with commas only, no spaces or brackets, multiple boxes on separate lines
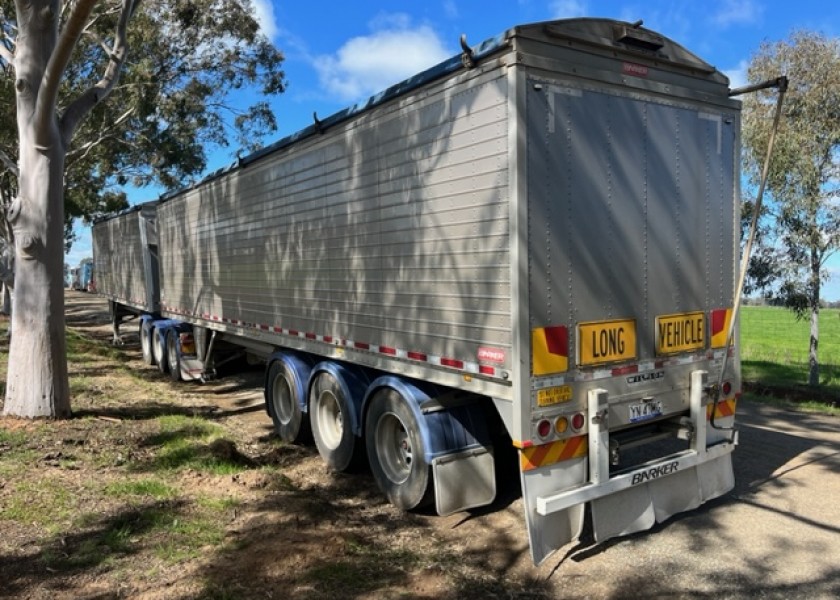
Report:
138,204,161,313
527,80,737,364
92,211,152,312
158,68,513,375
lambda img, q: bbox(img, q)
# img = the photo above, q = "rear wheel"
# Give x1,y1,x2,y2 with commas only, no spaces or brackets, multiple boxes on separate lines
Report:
166,329,182,382
152,328,168,374
310,372,362,471
140,322,155,365
365,389,433,510
266,360,310,443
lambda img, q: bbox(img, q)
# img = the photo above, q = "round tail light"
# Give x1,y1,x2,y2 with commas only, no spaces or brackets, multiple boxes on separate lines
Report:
537,419,552,439
571,413,585,431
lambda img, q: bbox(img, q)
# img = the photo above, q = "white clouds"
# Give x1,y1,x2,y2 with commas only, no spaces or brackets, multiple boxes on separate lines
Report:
549,0,589,19
314,15,451,102
712,0,764,28
251,0,279,40
723,59,749,89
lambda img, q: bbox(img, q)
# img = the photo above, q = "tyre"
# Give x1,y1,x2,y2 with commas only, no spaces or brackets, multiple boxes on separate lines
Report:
266,360,310,443
310,372,363,472
365,389,433,510
152,328,168,374
140,322,155,365
166,329,182,382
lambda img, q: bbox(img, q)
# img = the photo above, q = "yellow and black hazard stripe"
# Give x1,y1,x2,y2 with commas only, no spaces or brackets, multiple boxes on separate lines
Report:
520,435,587,471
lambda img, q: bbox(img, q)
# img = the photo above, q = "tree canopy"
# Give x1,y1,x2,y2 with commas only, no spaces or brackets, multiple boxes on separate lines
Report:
742,29,840,384
1,0,286,419
0,0,287,245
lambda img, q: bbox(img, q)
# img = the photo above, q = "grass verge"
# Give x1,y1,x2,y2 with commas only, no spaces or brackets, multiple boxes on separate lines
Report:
741,306,840,414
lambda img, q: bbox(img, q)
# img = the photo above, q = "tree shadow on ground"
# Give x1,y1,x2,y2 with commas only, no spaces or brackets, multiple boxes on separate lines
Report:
190,426,548,599
73,402,221,421
0,499,190,599
196,463,550,600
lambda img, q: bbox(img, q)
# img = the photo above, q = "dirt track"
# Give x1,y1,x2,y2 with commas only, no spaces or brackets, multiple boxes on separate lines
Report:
14,292,840,598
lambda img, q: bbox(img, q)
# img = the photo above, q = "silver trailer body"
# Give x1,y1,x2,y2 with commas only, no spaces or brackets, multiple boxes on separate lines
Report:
92,202,160,314
109,19,742,565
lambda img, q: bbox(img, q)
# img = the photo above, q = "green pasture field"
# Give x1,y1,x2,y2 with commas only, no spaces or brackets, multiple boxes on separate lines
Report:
740,305,840,411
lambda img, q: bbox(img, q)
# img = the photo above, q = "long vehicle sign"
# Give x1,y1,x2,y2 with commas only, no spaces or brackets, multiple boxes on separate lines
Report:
656,311,705,355
578,319,637,366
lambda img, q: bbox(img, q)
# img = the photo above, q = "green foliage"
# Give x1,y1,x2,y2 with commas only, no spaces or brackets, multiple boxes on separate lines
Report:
0,426,37,477
103,478,178,500
741,306,840,365
741,305,840,405
4,478,79,533
741,31,840,313
740,30,840,385
45,497,234,570
140,415,253,474
0,0,286,246
66,329,124,361
0,425,25,446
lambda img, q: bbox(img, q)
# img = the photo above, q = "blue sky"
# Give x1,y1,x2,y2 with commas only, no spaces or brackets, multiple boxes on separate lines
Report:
67,0,840,299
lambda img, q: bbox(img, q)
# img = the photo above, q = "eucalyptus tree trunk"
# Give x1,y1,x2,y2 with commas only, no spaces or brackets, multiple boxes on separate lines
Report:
4,135,70,417
3,0,137,418
808,249,820,387
3,2,70,417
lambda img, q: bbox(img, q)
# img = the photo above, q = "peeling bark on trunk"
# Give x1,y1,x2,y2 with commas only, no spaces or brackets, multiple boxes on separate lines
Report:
808,308,819,387
3,145,70,417
3,0,70,418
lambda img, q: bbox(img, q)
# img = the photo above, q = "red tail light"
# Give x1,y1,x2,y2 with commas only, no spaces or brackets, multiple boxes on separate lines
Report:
179,333,196,356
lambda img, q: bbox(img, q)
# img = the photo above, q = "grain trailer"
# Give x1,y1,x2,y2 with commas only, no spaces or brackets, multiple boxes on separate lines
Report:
94,18,742,565
92,201,164,351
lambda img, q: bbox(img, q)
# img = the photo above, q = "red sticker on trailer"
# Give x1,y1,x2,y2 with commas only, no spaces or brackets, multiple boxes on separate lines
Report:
478,347,506,364
623,62,649,77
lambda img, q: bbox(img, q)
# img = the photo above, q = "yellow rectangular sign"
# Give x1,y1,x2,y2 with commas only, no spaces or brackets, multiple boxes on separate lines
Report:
537,385,573,407
578,319,637,366
656,311,705,355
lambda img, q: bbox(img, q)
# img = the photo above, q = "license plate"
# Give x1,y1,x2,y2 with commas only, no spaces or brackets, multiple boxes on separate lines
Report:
537,385,573,407
629,399,663,423
578,318,637,366
656,311,705,355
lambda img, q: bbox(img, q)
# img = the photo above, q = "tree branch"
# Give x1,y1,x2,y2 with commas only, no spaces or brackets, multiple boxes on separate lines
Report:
59,0,143,146
0,41,12,66
29,0,94,147
66,107,135,164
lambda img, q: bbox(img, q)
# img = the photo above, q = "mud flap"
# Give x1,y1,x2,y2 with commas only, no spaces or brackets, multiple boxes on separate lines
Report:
179,355,204,381
697,452,735,501
590,370,735,543
433,448,496,516
520,456,586,565
590,451,734,542
590,464,699,541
